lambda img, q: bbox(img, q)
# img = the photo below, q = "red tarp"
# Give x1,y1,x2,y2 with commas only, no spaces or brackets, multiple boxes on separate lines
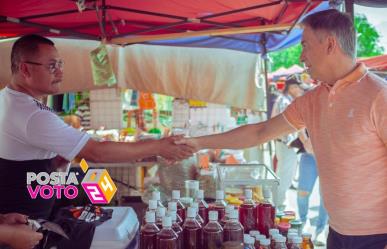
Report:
0,0,324,42
359,54,387,71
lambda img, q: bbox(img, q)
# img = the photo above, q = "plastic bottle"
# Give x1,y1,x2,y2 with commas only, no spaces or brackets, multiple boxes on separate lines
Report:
212,190,227,221
140,211,160,249
223,209,244,243
274,236,287,249
244,235,255,249
286,233,298,249
143,199,158,225
203,211,223,249
239,189,257,233
183,207,202,249
301,233,314,249
257,188,275,237
195,189,209,225
220,205,235,227
157,216,178,249
153,191,165,208
191,202,205,227
269,228,279,247
156,206,166,229
271,233,282,249
259,238,271,249
168,202,184,226
290,237,303,249
249,230,260,249
172,190,186,221
168,211,183,249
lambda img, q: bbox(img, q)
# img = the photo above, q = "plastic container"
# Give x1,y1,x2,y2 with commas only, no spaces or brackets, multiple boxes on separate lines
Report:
172,190,186,221
257,187,275,237
269,229,279,249
90,207,140,249
243,235,255,249
191,202,205,227
290,236,303,249
223,210,244,243
239,189,257,233
168,202,184,226
156,207,166,229
183,207,203,249
259,238,271,249
157,216,179,249
152,191,165,208
301,233,314,249
203,211,223,249
211,190,227,221
286,233,298,249
220,205,235,227
278,222,291,237
196,189,209,225
289,220,303,236
185,180,200,199
140,211,160,249
142,199,158,225
274,236,287,249
168,211,183,249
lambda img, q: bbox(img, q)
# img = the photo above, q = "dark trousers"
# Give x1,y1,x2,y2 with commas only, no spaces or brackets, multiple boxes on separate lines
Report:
327,227,387,249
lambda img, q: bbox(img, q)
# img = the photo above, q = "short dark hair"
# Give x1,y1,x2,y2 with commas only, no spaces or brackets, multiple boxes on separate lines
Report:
301,9,356,59
11,35,55,74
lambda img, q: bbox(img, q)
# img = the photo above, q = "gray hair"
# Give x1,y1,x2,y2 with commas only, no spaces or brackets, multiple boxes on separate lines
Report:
301,9,356,59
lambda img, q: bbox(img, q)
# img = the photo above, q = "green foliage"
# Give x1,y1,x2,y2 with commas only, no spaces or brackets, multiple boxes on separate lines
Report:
269,14,384,71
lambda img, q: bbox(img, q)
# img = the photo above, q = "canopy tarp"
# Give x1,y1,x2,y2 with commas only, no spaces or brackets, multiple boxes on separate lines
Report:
359,54,387,71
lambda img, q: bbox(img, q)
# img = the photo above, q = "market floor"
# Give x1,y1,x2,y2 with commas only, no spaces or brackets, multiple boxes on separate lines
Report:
284,180,328,249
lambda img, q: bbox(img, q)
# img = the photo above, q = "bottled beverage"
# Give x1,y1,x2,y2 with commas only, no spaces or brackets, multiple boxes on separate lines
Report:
212,190,227,221
143,199,158,225
259,238,271,249
157,216,178,249
244,235,255,249
196,189,209,225
168,211,183,249
191,202,205,227
249,230,260,249
271,233,282,249
168,202,184,226
274,236,287,249
278,222,291,237
286,233,298,249
153,191,165,208
257,188,275,237
201,211,223,249
140,211,160,249
220,205,235,227
239,189,257,233
290,237,302,249
222,241,244,249
183,207,202,249
172,190,186,221
223,209,244,243
156,206,166,229
301,233,314,249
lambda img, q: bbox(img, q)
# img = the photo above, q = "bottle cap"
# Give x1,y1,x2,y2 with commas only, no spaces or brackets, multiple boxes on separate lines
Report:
187,207,196,218
256,234,266,240
167,211,177,222
260,238,270,246
168,202,177,211
269,228,279,235
191,202,199,209
229,209,239,219
262,187,272,198
293,237,303,244
148,200,157,210
288,228,298,234
216,190,224,200
162,216,172,227
302,233,312,239
145,211,155,223
287,233,298,240
152,191,161,201
245,189,253,199
244,235,255,244
249,230,260,237
208,211,218,221
156,207,166,217
197,189,204,199
172,190,180,200
277,236,286,243
225,205,234,215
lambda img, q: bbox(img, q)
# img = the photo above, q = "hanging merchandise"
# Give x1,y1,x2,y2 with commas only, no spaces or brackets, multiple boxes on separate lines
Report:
138,92,156,110
130,90,139,107
189,99,207,108
90,43,117,86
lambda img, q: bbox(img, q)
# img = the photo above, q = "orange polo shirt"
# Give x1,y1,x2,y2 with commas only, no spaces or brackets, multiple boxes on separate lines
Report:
283,63,387,236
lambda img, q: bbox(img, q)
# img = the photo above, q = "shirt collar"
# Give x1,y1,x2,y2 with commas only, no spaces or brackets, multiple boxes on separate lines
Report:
321,63,368,92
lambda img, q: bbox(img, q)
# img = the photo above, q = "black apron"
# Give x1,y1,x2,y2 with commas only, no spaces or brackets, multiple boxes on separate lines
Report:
0,157,56,219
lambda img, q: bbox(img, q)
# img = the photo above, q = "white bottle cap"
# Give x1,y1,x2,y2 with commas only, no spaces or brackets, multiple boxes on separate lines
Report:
187,207,196,218
302,233,312,239
188,180,199,189
216,190,224,200
229,209,239,219
288,228,298,234
162,216,172,227
167,211,177,222
293,237,303,244
263,187,272,198
148,200,157,210
245,189,253,199
269,228,279,235
256,234,266,240
287,233,298,239
225,205,234,215
274,234,283,240
197,189,204,199
277,236,286,243
172,190,180,200
152,191,161,201
168,202,177,211
260,238,270,246
145,211,156,223
156,207,166,217
191,202,199,209
249,230,260,237
244,235,255,244
208,211,218,221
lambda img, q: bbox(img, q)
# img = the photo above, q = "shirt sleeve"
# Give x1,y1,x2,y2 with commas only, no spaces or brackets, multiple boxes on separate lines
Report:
371,89,387,146
25,110,90,161
282,94,308,131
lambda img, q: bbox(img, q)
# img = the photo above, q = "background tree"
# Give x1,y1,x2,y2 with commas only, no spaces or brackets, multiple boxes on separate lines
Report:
269,14,384,71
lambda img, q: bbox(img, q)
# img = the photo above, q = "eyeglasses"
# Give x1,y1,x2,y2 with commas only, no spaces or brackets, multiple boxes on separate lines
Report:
23,59,64,74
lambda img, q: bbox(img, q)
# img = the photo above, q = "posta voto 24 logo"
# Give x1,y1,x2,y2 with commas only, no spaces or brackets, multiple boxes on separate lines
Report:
26,159,117,204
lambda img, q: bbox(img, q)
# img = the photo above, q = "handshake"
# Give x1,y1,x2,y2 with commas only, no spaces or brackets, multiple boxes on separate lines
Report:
156,135,199,162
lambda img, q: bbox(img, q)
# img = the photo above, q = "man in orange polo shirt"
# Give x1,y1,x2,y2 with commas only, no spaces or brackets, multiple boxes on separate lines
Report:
178,9,387,249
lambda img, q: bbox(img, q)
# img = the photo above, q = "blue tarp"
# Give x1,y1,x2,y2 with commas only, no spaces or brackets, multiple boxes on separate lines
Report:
145,2,329,54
